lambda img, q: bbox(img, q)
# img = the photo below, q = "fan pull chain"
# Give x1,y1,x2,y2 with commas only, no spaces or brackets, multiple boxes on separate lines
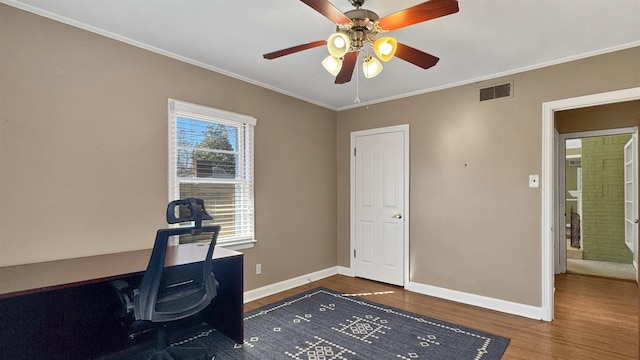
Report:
354,59,361,104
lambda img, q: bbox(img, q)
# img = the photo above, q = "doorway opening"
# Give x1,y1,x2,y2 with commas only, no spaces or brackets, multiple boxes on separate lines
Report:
541,87,640,321
557,130,638,282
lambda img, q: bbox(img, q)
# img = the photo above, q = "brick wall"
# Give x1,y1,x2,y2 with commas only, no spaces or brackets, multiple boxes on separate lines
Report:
581,134,633,263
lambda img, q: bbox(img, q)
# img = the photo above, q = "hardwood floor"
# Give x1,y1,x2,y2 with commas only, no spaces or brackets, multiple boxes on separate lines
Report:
244,274,638,359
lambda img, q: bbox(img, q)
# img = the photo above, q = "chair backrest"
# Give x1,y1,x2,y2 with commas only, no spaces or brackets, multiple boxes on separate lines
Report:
133,198,220,322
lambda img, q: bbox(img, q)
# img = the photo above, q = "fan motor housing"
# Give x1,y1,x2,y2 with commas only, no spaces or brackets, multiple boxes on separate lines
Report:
344,9,379,23
344,9,379,49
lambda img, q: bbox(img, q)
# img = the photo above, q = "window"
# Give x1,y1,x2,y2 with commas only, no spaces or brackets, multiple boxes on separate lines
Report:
168,99,256,248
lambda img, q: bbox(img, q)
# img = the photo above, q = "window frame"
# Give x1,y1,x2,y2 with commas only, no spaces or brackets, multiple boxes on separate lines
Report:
168,99,257,249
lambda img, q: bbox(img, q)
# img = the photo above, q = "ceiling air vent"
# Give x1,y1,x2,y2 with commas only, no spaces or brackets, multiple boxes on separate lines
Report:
479,82,512,101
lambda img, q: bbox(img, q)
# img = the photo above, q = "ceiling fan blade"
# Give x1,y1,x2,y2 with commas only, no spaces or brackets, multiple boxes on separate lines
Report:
300,0,352,25
335,51,358,84
377,0,459,31
263,40,327,60
395,43,440,69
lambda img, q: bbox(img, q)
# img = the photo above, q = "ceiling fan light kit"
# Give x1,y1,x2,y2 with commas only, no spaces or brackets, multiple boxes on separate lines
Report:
373,37,398,62
362,55,383,78
263,0,460,84
322,55,343,76
327,32,351,57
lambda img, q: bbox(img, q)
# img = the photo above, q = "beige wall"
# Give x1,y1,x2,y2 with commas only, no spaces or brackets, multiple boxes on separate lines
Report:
0,4,337,291
2,3,640,309
337,47,640,306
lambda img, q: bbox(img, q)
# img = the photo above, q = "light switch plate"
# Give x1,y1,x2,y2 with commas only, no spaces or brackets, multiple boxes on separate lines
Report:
529,174,540,188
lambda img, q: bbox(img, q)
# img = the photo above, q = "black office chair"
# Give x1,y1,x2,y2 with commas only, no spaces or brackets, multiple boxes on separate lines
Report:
111,198,221,360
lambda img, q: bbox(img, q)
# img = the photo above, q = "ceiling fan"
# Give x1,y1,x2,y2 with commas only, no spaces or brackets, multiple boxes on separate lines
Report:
263,0,460,84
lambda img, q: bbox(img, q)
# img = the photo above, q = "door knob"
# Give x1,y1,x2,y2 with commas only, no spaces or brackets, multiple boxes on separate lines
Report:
392,213,403,219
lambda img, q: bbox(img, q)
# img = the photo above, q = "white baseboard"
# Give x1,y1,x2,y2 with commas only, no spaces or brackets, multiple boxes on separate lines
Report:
337,266,353,276
244,267,546,320
243,267,339,303
405,281,545,320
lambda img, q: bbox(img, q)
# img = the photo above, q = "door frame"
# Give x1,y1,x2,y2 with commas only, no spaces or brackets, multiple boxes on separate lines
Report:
542,87,640,321
349,124,410,287
556,127,638,275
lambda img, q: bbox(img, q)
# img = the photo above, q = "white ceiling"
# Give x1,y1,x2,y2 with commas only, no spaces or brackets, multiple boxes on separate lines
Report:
5,0,640,110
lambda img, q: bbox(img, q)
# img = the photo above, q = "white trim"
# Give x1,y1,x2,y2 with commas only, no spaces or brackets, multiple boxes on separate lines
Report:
171,99,257,126
405,281,544,320
624,133,638,257
555,129,565,274
350,124,410,287
542,87,640,322
337,266,353,276
243,267,339,303
222,239,256,251
244,267,542,319
542,110,555,322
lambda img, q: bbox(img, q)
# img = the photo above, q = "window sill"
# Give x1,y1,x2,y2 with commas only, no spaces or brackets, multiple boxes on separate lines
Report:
220,240,256,251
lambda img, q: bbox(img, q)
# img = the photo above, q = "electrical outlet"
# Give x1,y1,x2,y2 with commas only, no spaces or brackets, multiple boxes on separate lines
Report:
256,263,262,275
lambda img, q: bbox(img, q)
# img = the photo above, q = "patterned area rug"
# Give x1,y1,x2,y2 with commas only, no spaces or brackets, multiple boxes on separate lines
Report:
108,287,510,359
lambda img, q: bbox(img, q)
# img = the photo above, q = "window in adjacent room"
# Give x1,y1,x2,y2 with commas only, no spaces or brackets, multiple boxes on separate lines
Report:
168,99,256,249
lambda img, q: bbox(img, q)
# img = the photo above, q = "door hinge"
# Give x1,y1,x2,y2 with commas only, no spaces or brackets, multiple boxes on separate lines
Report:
353,249,356,258
353,148,356,156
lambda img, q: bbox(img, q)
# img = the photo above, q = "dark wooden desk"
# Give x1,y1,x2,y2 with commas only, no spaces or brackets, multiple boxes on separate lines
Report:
0,245,244,359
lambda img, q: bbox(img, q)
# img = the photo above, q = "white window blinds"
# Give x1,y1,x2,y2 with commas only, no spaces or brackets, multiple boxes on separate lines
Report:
168,99,256,248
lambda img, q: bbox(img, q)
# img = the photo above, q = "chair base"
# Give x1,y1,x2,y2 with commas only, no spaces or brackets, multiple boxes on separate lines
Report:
134,347,210,360
132,326,211,360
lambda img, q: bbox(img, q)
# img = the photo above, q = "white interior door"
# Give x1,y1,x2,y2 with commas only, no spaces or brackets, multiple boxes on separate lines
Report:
623,134,637,271
353,128,406,286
